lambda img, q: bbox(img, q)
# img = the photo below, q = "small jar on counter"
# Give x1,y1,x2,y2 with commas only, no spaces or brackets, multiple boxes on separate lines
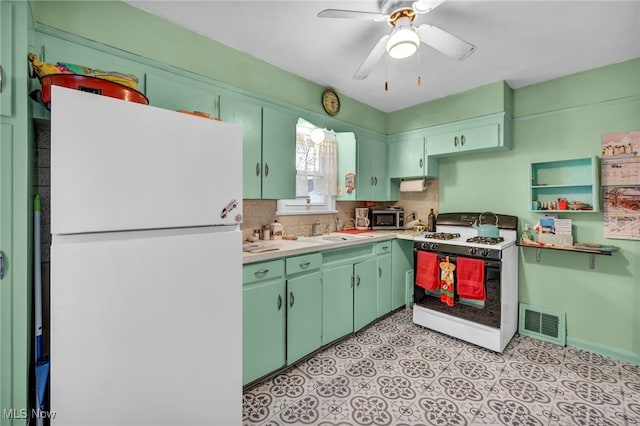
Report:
262,224,271,240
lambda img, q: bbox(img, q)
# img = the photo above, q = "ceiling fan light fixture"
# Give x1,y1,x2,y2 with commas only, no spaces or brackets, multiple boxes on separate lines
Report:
386,27,419,59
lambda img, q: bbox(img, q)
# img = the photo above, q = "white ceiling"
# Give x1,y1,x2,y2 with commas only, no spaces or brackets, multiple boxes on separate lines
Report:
124,0,640,113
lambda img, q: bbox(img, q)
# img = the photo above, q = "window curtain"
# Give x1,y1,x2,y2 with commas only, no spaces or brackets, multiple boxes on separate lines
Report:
295,132,338,197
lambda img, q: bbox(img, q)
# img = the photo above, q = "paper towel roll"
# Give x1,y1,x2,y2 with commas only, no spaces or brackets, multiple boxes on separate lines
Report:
400,179,427,192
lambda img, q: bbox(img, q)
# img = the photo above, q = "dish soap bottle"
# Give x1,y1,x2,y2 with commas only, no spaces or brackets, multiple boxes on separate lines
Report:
427,209,436,232
521,224,532,243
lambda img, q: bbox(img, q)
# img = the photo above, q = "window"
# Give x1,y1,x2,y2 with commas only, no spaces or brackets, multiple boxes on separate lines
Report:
276,118,339,215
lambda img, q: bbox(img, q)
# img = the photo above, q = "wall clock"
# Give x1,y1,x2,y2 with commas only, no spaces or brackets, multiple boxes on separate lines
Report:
322,89,340,116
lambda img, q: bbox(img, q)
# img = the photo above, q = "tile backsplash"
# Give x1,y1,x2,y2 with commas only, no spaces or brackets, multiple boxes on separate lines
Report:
241,179,439,240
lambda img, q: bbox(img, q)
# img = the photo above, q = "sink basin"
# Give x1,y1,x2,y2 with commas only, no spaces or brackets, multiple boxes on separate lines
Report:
298,233,370,243
322,234,367,242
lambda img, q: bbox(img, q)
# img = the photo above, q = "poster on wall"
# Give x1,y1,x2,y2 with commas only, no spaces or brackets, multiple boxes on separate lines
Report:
602,130,640,240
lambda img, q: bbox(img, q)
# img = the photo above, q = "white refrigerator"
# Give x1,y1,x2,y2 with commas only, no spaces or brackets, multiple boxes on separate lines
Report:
49,86,242,425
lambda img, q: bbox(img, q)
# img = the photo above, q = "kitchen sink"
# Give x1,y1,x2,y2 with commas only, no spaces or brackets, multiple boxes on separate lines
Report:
298,233,372,243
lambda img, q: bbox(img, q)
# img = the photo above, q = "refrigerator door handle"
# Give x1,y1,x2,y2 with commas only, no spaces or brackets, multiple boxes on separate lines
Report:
220,199,239,219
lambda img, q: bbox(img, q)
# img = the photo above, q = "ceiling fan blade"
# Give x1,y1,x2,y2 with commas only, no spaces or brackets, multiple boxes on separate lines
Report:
412,0,446,14
317,9,388,21
416,24,476,60
353,35,390,80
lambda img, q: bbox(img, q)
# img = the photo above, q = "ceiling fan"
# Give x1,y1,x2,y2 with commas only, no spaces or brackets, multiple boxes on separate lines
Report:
318,0,476,80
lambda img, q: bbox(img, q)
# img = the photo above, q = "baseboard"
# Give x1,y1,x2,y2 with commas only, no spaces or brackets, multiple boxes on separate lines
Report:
567,336,640,365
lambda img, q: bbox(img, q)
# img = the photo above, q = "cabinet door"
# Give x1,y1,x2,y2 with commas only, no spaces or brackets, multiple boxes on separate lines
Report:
372,139,389,200
322,264,354,345
336,132,357,201
356,141,375,200
354,257,378,331
426,129,459,156
243,279,286,385
458,123,500,153
391,239,414,310
262,107,297,199
1,2,13,117
287,271,322,364
220,96,262,199
146,72,218,117
377,253,392,317
388,138,424,179
0,124,13,413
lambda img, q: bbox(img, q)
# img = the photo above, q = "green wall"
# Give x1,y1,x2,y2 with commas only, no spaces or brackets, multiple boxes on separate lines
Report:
31,0,387,134
438,58,640,363
31,1,640,362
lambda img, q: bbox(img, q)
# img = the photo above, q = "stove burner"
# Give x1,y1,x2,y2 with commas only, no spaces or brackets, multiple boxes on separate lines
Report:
423,232,461,240
466,236,504,245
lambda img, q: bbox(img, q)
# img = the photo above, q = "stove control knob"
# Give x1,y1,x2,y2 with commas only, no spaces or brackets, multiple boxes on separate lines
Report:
420,242,428,250
429,243,438,251
468,247,477,256
480,249,490,257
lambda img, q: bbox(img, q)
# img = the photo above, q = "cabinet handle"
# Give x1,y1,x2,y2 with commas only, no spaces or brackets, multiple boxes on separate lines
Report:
256,162,261,176
0,250,4,280
277,294,282,311
419,158,423,168
381,245,389,251
289,291,295,307
460,134,465,146
374,176,378,186
264,163,269,177
299,261,310,269
378,267,382,278
356,276,361,287
254,268,269,276
454,136,458,147
0,65,3,94
370,176,374,186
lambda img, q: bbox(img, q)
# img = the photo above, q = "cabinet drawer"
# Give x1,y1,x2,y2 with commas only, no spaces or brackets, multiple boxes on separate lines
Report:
243,260,285,285
286,253,322,276
375,241,392,255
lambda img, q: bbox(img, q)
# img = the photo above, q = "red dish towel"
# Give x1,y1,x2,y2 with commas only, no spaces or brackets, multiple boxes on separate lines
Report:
456,257,486,301
415,251,440,291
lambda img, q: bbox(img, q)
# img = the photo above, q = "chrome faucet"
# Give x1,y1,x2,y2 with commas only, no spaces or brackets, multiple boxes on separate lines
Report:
310,220,321,236
324,224,330,235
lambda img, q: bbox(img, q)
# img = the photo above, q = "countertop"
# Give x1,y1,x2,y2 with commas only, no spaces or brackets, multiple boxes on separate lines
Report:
242,230,420,264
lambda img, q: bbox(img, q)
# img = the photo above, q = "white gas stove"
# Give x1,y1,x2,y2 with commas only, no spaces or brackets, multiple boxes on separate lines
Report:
412,212,519,352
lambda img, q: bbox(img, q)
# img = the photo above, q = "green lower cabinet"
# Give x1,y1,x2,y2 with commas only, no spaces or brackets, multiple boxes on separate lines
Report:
354,257,378,331
287,270,323,364
391,239,414,310
322,264,354,345
377,252,392,316
242,262,286,385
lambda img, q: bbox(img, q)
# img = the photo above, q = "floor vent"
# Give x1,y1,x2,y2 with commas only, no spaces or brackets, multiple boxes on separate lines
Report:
518,303,566,346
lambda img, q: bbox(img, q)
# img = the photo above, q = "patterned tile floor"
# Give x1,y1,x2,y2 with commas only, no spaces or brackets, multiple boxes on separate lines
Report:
243,308,640,426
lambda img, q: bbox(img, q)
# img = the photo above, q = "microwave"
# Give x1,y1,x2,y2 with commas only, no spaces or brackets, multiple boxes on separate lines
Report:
370,209,404,230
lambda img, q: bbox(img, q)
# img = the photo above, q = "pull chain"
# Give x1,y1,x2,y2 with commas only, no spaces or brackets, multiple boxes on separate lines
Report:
417,47,422,87
385,55,389,91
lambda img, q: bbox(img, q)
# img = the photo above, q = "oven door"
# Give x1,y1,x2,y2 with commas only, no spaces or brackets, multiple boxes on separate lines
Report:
413,251,502,328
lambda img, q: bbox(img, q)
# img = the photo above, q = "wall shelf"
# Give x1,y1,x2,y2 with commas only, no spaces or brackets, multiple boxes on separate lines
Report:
529,156,600,212
518,242,618,270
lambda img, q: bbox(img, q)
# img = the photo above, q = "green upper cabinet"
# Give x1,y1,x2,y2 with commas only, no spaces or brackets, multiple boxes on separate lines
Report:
357,136,388,201
146,71,219,117
219,95,262,198
426,112,511,157
221,96,296,199
1,1,13,117
388,133,439,179
262,106,297,199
